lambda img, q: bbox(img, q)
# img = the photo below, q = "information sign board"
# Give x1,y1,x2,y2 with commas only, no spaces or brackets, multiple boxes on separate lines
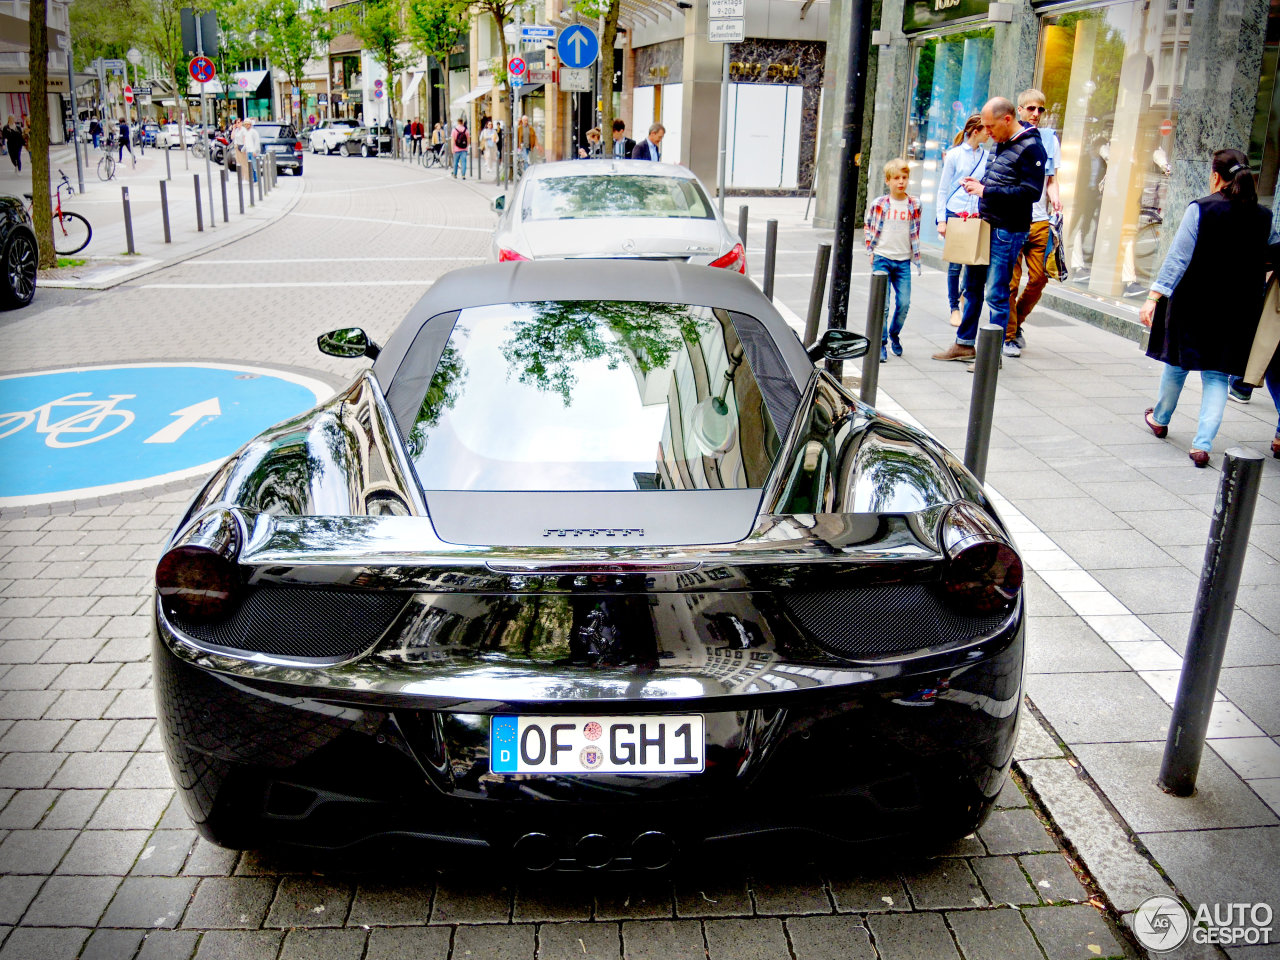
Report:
559,67,591,92
709,18,744,41
521,24,556,40
708,0,745,16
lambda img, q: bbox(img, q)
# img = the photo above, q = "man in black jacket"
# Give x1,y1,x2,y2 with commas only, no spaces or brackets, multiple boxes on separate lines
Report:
933,96,1047,361
610,119,636,160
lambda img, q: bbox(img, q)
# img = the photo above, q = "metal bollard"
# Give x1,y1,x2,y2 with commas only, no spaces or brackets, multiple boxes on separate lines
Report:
247,166,255,208
737,206,749,275
237,167,245,214
804,242,832,347
762,219,779,301
159,180,171,243
165,147,171,181
257,158,265,202
963,323,1003,482
121,186,136,255
194,174,203,232
1158,449,1265,797
859,272,888,406
219,170,229,222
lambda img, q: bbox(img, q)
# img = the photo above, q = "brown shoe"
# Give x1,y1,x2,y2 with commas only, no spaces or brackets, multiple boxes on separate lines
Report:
932,343,976,362
1271,433,1279,459
949,309,962,327
1189,449,1210,467
1143,408,1168,438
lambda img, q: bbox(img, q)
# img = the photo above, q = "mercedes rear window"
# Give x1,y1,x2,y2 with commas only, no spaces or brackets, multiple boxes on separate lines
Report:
522,176,714,221
404,301,786,492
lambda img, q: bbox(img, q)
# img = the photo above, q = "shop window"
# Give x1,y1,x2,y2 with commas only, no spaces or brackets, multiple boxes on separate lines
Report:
904,27,994,246
1248,0,1280,236
1038,1,1185,301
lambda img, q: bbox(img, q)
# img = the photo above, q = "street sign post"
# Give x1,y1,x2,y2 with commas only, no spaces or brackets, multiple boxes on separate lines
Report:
557,25,599,69
508,56,527,78
189,57,215,84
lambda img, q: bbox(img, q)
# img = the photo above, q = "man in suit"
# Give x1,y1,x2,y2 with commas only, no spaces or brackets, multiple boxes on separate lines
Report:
631,123,664,161
610,119,635,159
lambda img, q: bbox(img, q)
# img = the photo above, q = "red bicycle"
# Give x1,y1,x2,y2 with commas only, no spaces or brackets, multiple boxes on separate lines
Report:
23,170,92,255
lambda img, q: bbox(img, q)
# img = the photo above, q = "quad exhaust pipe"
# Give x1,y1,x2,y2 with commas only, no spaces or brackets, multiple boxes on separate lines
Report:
512,830,677,871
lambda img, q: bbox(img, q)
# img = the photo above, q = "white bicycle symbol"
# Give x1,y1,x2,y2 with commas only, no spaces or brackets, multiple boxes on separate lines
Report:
0,393,137,448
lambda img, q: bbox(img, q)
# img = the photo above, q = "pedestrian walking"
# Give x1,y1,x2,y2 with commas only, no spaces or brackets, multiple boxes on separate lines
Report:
932,96,1047,363
632,123,664,161
611,119,636,160
117,117,135,166
244,117,261,183
936,114,989,329
1,117,20,173
430,121,445,165
232,118,247,180
577,127,603,159
411,117,424,159
1139,149,1274,467
1226,348,1280,458
516,116,538,168
88,117,102,150
865,158,921,364
1004,89,1063,356
451,117,469,179
481,119,496,177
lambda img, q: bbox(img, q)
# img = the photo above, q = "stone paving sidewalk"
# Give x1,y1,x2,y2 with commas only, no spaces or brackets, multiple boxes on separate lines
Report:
0,170,1273,959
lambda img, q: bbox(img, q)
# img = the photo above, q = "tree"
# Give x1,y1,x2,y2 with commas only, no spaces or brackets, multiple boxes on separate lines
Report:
255,0,332,125
67,0,135,68
209,0,264,124
337,0,412,155
460,0,520,180
28,0,56,268
135,0,191,125
573,0,620,153
405,0,469,126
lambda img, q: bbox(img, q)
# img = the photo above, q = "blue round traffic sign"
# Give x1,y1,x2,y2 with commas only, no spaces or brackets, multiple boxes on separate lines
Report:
508,56,527,77
189,56,216,84
0,363,331,505
557,24,599,69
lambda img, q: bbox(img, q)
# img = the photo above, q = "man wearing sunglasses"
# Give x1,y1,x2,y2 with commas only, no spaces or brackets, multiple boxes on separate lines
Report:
1003,89,1062,357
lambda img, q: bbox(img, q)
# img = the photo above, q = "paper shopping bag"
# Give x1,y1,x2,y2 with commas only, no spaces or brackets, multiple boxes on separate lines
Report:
1244,276,1280,387
942,216,991,266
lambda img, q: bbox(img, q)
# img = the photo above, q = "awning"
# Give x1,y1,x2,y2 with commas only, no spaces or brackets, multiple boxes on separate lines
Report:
201,69,269,97
450,84,493,108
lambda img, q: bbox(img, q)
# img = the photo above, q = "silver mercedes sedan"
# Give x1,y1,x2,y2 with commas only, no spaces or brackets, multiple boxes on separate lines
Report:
490,159,746,273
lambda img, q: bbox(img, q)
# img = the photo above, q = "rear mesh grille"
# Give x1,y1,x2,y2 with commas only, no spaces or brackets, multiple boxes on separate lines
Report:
170,588,407,661
780,585,1012,659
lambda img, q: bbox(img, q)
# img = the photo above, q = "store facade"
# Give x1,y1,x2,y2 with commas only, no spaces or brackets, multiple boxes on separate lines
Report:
843,0,1271,323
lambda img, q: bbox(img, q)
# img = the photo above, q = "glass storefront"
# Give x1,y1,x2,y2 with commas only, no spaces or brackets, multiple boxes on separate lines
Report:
905,26,994,246
1248,0,1280,238
1037,0,1189,300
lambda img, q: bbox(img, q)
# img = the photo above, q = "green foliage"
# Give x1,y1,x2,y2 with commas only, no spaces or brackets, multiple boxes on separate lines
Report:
406,0,469,69
254,0,332,121
67,0,137,68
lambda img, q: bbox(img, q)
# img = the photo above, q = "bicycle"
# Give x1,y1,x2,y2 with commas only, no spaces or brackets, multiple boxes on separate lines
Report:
0,392,135,448
421,143,446,169
23,170,91,255
97,141,116,182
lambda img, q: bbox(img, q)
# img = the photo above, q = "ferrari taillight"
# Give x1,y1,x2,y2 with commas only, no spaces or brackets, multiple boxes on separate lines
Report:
709,243,746,274
155,510,244,621
938,503,1023,614
498,248,530,262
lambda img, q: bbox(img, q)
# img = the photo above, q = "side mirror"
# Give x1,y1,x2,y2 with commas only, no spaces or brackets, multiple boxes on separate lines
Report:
491,194,505,213
318,328,380,360
806,329,869,362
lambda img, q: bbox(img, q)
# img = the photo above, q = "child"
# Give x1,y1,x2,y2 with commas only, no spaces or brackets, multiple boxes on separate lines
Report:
864,158,922,362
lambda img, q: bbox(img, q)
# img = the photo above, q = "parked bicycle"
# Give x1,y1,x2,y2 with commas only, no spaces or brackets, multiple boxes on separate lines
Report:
23,170,92,255
97,138,116,182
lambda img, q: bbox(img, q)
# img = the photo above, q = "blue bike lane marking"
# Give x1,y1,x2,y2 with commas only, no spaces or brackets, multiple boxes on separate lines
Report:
0,363,333,506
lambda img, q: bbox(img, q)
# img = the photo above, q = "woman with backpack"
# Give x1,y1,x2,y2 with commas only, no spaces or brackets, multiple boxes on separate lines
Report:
451,117,469,179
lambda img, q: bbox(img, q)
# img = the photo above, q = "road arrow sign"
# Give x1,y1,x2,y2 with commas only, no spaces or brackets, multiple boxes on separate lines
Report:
143,397,221,445
557,24,599,69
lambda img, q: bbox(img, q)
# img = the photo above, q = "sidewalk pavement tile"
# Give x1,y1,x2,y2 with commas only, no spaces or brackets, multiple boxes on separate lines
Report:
619,919,705,960
1025,673,1172,744
279,928,368,960
428,878,511,924
264,876,353,928
0,926,90,960
1091,567,1201,615
592,877,674,920
101,875,197,928
0,790,57,827
347,881,434,926
46,752,130,789
129,829,196,876
0,828,76,874
513,876,593,921
364,925,451,960
704,918,789,959
1216,669,1280,737
901,858,988,909
946,907,1045,960
1018,759,1170,913
57,828,150,876
827,867,910,913
448,923,534,960
970,856,1040,906
977,809,1057,856
134,928,199,960
1023,905,1125,960
1015,717,1065,762
749,869,832,915
995,779,1029,808
536,920,620,959
675,874,753,918
87,788,172,830
191,929,284,960
181,838,238,877
1140,826,1280,946
865,911,961,960
1025,619,1129,675
1020,854,1088,904
1210,738,1280,781
22,874,119,926
81,928,144,960
50,719,112,754
182,876,277,928
784,914,876,959
0,876,42,925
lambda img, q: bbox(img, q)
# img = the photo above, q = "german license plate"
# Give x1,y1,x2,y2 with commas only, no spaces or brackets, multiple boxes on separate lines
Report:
490,715,704,774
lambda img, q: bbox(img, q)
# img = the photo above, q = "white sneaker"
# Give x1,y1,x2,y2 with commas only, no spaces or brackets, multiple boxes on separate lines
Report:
1002,341,1021,358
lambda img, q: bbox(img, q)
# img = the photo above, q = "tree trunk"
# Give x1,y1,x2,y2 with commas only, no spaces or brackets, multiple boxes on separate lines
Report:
598,0,620,148
496,22,513,184
28,0,56,269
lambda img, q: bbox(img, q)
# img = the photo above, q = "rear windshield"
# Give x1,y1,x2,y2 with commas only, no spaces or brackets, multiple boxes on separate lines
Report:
405,301,783,492
522,176,714,222
254,125,292,140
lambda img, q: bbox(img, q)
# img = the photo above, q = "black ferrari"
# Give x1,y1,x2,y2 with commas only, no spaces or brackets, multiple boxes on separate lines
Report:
153,261,1025,871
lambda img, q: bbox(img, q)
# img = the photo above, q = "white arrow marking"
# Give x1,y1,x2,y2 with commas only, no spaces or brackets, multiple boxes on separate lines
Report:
568,31,589,60
143,397,221,444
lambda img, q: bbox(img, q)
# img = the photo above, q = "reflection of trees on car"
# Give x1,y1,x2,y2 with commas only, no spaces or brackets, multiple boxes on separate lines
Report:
525,176,711,220
406,343,466,456
501,301,706,404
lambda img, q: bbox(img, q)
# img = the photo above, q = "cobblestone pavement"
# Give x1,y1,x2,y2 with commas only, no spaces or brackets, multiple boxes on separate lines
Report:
1,159,1147,959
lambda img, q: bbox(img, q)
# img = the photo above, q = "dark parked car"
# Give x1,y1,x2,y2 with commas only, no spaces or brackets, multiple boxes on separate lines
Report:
337,124,393,157
226,123,304,176
152,261,1025,869
0,196,37,308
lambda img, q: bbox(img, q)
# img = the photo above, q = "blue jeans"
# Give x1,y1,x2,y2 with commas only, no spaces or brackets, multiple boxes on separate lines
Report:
453,150,467,177
944,211,967,310
1152,365,1231,452
246,152,258,182
871,256,911,346
959,226,1026,344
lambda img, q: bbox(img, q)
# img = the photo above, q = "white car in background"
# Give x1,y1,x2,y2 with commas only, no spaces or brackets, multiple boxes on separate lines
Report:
155,124,188,149
308,118,360,154
490,160,746,272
